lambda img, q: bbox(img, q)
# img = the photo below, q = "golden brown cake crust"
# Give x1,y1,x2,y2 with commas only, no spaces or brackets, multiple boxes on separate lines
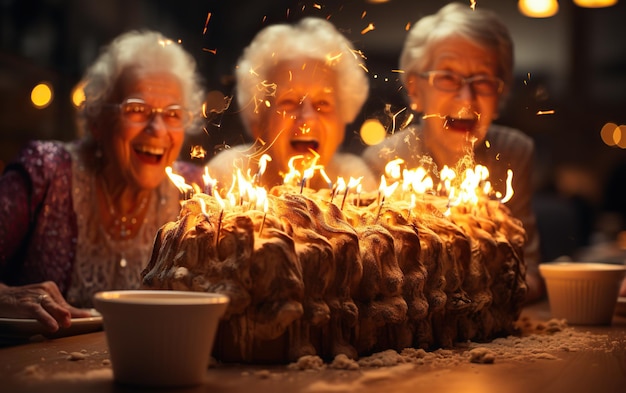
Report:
142,188,527,363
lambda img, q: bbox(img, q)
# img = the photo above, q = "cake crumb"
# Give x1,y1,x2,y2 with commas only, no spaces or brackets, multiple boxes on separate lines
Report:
288,355,326,371
468,347,495,364
329,354,359,370
294,314,622,373
253,369,272,379
358,350,407,368
21,364,44,378
67,352,88,361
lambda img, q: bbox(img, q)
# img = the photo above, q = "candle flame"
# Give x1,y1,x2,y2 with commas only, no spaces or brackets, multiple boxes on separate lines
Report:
190,145,206,159
500,169,515,203
214,191,225,209
199,146,515,227
166,166,193,195
258,154,272,176
335,177,347,194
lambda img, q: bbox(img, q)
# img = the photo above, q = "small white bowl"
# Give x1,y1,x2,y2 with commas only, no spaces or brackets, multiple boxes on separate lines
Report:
93,290,229,387
539,262,626,325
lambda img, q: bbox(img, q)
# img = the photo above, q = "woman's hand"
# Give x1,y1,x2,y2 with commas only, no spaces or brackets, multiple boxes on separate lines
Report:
0,281,92,332
620,277,626,297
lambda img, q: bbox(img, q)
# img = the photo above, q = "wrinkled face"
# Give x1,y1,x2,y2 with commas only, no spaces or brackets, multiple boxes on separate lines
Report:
406,36,501,166
94,69,186,190
252,59,344,178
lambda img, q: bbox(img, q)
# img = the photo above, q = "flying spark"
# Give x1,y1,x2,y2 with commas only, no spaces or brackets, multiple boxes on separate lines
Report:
202,12,212,35
361,23,375,35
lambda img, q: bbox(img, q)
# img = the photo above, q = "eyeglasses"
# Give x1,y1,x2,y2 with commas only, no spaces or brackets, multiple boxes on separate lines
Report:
108,98,192,130
418,70,504,96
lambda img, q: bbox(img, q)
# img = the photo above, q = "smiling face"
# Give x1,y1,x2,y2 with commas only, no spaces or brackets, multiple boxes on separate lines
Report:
251,59,344,180
94,69,186,191
406,36,501,168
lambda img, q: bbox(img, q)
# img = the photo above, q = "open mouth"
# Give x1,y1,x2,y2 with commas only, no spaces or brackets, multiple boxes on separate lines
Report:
443,116,477,133
290,140,320,153
134,145,165,164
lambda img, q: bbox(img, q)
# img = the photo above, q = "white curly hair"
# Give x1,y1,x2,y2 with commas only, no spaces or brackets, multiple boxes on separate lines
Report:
235,17,369,135
400,2,514,99
78,30,206,135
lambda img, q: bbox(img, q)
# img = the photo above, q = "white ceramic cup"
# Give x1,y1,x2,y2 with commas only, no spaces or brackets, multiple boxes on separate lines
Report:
539,262,626,325
94,290,229,387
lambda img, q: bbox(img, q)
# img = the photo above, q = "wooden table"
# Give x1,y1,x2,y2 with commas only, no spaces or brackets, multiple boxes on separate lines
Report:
2,301,625,393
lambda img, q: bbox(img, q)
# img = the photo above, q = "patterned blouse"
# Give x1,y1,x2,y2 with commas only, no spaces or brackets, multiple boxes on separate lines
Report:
0,140,201,307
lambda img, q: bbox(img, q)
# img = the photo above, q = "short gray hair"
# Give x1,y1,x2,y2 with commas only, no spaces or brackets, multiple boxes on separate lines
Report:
78,30,205,135
235,17,369,135
400,2,513,97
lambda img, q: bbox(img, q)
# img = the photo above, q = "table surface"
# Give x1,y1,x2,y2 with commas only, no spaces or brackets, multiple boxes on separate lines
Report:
1,301,625,393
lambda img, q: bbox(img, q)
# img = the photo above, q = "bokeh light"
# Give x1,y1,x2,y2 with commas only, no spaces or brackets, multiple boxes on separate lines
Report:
518,0,559,18
71,81,86,108
31,82,53,109
573,0,618,8
360,118,387,146
618,125,626,149
600,122,626,149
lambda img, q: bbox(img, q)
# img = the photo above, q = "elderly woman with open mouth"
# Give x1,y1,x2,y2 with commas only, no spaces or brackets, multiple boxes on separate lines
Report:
0,30,205,332
206,17,377,192
363,2,544,303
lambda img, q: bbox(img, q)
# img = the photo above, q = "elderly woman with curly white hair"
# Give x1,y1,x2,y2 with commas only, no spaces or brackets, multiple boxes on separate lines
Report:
206,17,376,191
0,30,205,331
363,3,544,303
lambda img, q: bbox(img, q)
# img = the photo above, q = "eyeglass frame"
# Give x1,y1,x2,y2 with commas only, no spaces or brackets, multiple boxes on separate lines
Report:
418,70,504,96
105,98,193,130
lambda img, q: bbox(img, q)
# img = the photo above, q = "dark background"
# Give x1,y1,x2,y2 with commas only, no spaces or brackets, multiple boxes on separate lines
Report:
2,0,626,258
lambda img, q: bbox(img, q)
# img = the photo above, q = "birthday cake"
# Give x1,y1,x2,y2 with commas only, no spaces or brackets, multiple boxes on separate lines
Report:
141,180,527,363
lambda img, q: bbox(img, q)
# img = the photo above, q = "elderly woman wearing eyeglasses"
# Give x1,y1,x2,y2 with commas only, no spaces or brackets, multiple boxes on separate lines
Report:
363,3,544,304
206,17,377,192
0,30,205,332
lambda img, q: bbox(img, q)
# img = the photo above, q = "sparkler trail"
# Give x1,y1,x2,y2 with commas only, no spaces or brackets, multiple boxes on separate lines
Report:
202,12,211,35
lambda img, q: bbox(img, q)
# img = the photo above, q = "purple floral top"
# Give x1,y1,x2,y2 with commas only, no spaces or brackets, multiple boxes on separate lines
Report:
0,140,203,307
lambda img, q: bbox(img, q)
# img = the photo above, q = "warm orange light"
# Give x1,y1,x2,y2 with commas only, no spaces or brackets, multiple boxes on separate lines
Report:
600,122,620,147
71,81,86,108
518,0,559,18
360,118,387,146
617,126,626,149
31,82,53,109
573,0,617,7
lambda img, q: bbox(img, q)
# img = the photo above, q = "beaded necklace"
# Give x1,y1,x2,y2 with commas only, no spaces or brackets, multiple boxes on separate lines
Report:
100,178,150,239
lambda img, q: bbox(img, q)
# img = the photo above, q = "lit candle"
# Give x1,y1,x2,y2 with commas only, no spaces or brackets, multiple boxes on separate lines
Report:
214,193,225,248
202,166,216,196
319,168,333,190
215,209,223,248
166,166,193,200
340,176,362,211
406,193,416,221
332,177,346,205
375,176,399,223
254,154,272,185
300,167,314,194
259,197,268,237
375,197,385,223
283,155,304,187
